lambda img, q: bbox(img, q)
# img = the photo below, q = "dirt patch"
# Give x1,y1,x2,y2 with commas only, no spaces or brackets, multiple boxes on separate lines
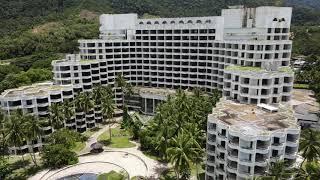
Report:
32,22,61,34
79,10,98,21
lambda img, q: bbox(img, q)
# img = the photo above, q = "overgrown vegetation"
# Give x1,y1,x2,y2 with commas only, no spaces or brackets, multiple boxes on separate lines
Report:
294,55,320,103
292,26,320,56
121,89,221,179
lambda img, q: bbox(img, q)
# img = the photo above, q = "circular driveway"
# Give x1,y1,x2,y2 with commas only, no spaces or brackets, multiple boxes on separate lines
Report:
31,149,161,180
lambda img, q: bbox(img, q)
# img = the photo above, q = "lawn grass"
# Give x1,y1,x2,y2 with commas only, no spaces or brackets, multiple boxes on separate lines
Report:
71,142,86,153
97,128,135,148
97,170,126,180
294,83,310,89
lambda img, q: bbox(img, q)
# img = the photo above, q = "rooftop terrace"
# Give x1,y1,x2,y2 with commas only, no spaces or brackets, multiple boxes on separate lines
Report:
225,65,294,75
0,82,72,98
211,99,299,135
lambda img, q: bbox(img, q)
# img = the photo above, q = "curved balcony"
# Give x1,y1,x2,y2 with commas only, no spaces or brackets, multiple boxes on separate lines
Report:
272,141,284,148
215,166,225,174
237,171,253,179
239,147,255,154
270,155,284,162
238,159,254,166
228,142,239,150
256,146,269,154
206,170,215,177
286,141,298,147
227,162,238,174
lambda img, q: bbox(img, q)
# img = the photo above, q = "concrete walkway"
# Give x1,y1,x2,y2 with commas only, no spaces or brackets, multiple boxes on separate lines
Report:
79,123,117,154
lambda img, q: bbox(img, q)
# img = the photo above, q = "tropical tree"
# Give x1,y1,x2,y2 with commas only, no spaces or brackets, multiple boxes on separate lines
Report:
115,74,127,106
121,105,132,129
115,74,133,107
166,130,202,179
185,124,205,180
49,103,64,130
101,94,115,141
266,160,295,180
299,129,320,167
62,100,75,124
5,110,26,161
93,85,107,105
295,161,320,180
75,92,94,130
154,118,171,161
0,111,8,158
42,144,78,169
80,92,94,115
24,115,43,166
128,112,143,140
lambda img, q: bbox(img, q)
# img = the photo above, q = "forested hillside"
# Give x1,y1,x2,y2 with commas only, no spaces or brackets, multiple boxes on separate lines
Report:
0,0,319,93
1,0,319,36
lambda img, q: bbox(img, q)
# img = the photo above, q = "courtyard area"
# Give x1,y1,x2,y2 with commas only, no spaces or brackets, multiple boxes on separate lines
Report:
29,122,166,180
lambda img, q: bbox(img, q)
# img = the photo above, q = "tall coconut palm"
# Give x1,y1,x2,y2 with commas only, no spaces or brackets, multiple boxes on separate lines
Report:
49,103,64,130
185,124,205,180
76,92,94,129
101,94,115,140
299,129,320,168
80,92,94,114
166,130,202,179
0,111,8,159
267,160,294,180
62,100,75,124
24,115,43,166
295,161,320,180
93,85,108,125
93,85,107,105
5,111,26,161
155,121,170,160
115,74,128,107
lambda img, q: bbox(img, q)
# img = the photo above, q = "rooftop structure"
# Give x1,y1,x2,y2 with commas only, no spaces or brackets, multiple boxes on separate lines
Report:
206,99,300,180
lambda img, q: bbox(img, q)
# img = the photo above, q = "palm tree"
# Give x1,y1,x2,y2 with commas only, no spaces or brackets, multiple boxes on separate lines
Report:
24,115,43,166
0,111,8,159
93,85,107,104
49,103,64,130
115,73,129,107
166,130,202,179
5,110,26,161
62,100,75,124
299,129,320,168
266,160,294,180
295,161,320,180
80,92,94,114
101,94,115,140
76,92,94,129
210,89,221,107
185,124,205,180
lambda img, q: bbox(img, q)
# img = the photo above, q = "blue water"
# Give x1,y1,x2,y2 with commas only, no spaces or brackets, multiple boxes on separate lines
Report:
58,173,97,180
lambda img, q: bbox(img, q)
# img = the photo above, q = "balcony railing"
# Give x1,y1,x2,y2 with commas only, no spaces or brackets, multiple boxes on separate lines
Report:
218,132,227,138
255,156,267,162
272,142,284,146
